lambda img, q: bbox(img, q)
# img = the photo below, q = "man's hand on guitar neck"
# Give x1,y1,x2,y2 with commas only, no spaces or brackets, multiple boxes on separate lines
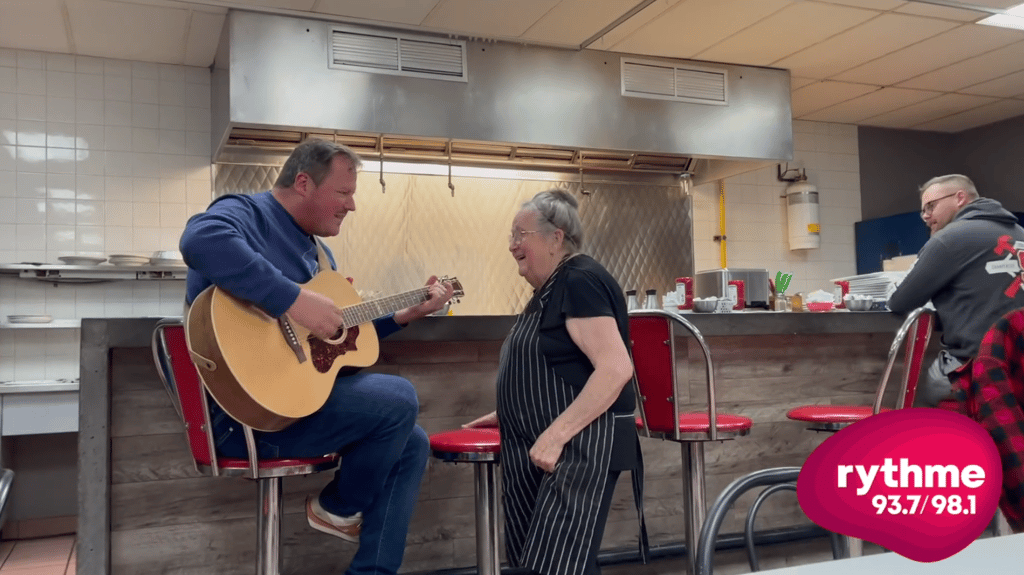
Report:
393,276,455,326
287,288,346,341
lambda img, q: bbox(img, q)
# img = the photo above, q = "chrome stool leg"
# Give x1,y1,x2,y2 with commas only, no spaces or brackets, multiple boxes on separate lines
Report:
682,442,707,575
474,462,501,575
256,476,283,575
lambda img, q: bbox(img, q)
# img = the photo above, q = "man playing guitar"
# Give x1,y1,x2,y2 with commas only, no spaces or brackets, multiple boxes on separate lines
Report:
180,138,454,575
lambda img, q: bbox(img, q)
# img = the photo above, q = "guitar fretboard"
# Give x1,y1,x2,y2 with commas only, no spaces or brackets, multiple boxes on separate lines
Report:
340,287,431,328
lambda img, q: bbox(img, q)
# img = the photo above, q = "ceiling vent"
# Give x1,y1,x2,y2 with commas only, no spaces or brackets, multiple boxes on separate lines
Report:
621,57,727,106
330,26,467,82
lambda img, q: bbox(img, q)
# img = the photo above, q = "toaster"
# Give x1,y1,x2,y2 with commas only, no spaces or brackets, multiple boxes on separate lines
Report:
694,268,771,310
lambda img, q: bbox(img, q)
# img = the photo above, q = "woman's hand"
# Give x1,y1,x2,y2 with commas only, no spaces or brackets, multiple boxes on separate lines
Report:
463,411,499,428
530,431,566,473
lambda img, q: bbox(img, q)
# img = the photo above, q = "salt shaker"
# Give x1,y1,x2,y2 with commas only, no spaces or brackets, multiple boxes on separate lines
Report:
643,289,659,309
626,290,639,311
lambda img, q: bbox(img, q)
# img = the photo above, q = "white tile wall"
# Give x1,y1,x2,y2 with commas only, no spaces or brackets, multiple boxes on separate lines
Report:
0,48,211,383
693,120,862,298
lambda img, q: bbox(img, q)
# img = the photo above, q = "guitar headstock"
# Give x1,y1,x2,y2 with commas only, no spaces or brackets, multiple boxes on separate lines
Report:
440,276,465,303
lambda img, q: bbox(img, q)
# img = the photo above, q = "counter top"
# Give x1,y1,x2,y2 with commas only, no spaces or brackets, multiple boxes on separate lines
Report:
390,310,905,341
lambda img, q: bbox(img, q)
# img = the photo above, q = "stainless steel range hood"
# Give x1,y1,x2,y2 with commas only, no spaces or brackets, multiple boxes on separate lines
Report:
211,11,793,183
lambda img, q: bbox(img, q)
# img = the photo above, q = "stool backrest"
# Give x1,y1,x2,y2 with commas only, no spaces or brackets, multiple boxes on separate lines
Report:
152,318,220,475
874,307,934,413
629,309,719,441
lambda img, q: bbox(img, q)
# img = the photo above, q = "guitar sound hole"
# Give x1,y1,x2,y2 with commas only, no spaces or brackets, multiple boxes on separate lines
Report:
330,327,345,340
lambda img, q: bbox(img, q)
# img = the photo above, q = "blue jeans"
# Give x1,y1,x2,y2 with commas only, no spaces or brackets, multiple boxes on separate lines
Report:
213,372,429,575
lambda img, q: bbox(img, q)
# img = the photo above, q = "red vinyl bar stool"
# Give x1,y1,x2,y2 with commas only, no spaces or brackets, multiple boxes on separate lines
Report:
430,427,502,575
629,309,754,575
787,306,934,429
152,318,339,575
786,306,934,557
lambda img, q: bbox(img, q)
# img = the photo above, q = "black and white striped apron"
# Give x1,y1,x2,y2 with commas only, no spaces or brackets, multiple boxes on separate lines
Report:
496,267,619,575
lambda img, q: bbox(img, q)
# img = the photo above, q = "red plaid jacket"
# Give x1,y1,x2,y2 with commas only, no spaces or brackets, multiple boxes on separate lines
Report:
949,308,1024,532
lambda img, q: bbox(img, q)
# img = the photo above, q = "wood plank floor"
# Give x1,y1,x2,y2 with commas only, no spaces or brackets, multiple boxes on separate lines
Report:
0,536,75,575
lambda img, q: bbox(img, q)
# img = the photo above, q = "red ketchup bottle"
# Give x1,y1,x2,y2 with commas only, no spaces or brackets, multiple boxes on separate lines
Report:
728,279,745,311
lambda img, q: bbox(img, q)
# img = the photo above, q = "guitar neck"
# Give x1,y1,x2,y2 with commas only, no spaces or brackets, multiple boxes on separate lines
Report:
341,286,431,328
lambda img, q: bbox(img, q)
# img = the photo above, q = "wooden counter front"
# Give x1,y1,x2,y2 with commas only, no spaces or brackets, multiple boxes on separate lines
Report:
78,313,927,574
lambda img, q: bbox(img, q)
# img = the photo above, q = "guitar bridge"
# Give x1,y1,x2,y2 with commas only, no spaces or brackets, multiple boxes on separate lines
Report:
278,317,308,363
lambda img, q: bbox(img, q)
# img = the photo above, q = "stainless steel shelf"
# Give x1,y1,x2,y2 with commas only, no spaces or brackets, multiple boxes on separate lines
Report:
0,320,81,329
0,380,80,394
0,263,186,282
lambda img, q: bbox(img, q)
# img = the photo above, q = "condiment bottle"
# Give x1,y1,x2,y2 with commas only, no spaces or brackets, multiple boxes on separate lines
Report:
643,289,659,309
626,290,639,311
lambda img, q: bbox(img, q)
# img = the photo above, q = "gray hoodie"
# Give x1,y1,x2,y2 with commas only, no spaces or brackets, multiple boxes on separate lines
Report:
888,198,1024,359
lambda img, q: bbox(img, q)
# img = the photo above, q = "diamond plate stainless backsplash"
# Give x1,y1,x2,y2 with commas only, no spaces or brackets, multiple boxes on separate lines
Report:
214,165,693,315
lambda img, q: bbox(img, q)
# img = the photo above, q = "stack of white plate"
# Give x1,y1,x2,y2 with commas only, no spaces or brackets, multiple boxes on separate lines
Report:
149,250,185,266
831,271,908,299
108,254,151,266
58,256,106,266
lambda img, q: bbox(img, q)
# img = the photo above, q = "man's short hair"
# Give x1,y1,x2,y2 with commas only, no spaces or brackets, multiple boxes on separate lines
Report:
274,139,363,189
919,174,979,201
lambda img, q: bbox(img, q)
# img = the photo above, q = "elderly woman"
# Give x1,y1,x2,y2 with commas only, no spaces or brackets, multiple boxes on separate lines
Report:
466,189,645,575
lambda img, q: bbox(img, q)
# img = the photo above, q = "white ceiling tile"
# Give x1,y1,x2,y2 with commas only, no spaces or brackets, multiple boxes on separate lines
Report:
588,0,683,50
0,0,70,54
774,14,959,78
897,40,1024,90
968,0,1024,7
67,0,190,64
860,92,999,128
185,10,227,68
959,69,1024,97
791,81,877,116
792,76,817,90
419,0,561,38
833,24,1023,85
694,2,877,66
911,98,1024,132
815,0,906,9
610,0,793,59
800,87,940,122
520,0,639,46
894,2,986,21
315,0,441,26
234,0,318,9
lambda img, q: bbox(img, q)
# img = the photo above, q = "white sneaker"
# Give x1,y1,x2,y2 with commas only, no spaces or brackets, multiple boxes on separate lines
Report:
306,496,362,543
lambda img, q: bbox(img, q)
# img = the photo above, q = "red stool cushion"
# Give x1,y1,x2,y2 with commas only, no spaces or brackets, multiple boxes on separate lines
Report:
430,428,501,454
636,413,753,434
218,454,338,470
786,405,892,424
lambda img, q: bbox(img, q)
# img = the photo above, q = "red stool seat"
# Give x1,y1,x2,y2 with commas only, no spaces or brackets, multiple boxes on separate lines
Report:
218,455,339,470
430,428,501,453
786,405,892,424
637,413,753,434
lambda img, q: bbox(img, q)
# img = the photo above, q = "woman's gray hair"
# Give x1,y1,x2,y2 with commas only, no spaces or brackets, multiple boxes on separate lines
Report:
521,189,583,254
919,174,979,200
275,138,363,188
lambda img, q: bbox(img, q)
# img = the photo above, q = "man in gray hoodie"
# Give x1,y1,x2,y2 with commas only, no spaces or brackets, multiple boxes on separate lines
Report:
888,174,1024,407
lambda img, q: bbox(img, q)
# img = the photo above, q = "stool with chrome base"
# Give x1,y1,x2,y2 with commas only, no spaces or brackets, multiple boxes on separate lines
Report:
786,306,934,557
430,427,502,575
629,309,754,575
152,318,339,575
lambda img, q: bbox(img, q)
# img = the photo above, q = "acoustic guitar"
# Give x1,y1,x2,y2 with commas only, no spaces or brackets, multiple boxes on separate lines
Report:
185,272,464,432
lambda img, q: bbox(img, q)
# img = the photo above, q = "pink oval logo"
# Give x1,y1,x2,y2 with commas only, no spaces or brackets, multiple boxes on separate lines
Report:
797,408,1002,562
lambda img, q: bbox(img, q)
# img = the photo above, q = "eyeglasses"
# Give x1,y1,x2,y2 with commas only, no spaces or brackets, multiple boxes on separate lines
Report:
920,192,960,218
508,229,541,245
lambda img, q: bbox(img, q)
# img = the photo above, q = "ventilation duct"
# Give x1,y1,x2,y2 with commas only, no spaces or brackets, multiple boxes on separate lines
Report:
329,27,467,81
211,11,793,180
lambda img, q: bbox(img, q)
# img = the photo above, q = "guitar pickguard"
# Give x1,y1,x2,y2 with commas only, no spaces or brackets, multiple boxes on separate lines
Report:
308,326,361,373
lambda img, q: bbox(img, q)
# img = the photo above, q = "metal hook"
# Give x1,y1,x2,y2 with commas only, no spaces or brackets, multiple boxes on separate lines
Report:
447,141,455,197
378,135,386,194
